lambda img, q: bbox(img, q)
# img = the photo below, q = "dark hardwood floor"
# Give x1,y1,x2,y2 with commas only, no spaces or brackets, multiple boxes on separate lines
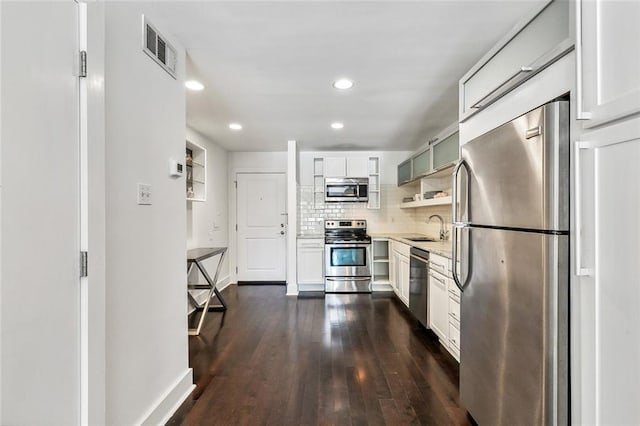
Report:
167,285,471,426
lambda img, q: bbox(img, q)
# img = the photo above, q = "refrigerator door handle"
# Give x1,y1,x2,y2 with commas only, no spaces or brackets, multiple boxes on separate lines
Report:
452,158,470,292
452,224,467,292
452,158,469,226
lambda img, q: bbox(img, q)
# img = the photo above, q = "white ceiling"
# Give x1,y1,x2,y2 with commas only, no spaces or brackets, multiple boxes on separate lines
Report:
151,1,541,152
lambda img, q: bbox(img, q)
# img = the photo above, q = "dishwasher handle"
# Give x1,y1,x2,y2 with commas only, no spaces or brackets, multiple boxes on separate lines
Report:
410,254,429,264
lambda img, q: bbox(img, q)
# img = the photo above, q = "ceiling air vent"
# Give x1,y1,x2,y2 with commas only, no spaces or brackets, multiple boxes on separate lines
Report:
142,15,176,79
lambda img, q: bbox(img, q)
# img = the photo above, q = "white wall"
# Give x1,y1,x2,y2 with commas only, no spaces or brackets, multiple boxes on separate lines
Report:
104,4,191,425
186,127,230,298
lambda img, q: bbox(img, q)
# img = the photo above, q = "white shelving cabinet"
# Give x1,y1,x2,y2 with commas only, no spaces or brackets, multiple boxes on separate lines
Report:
186,140,206,202
368,156,380,209
311,155,381,210
371,238,390,290
313,157,324,209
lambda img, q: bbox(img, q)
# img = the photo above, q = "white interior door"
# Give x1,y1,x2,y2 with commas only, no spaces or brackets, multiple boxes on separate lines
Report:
237,173,287,281
1,2,82,424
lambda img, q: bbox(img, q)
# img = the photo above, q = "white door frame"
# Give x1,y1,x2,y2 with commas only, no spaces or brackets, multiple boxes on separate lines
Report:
82,2,107,425
229,168,287,285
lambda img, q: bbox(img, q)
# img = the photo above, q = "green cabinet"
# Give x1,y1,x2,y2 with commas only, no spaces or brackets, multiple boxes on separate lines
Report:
432,132,459,170
412,148,431,178
397,129,460,186
397,159,412,185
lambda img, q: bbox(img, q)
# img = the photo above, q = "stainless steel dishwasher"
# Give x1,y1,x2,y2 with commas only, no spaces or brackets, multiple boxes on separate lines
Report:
409,247,429,328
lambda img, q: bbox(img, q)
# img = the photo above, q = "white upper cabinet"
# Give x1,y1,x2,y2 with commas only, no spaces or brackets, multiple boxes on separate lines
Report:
324,157,347,177
459,0,571,121
346,157,368,177
577,0,640,127
324,157,369,177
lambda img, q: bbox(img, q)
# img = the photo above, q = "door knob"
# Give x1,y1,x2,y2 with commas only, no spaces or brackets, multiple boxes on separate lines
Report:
281,223,284,227
280,231,285,235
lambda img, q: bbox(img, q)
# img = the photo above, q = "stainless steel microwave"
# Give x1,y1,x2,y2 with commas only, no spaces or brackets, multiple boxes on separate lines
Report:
325,177,369,203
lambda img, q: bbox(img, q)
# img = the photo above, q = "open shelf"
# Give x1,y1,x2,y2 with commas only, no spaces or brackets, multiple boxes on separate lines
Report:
186,140,206,202
400,195,452,209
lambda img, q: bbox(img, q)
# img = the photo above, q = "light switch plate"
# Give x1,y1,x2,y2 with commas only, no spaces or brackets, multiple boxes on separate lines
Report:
137,183,152,205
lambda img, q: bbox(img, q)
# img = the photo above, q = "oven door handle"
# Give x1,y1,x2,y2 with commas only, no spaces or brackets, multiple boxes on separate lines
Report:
325,244,371,248
326,277,371,281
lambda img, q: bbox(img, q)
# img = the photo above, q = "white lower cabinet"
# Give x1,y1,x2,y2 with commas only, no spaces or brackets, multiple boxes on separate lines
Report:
399,255,410,305
429,269,449,341
296,239,324,289
390,241,410,307
428,253,461,362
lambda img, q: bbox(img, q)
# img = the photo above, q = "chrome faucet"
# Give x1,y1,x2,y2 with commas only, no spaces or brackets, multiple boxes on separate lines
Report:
428,214,449,240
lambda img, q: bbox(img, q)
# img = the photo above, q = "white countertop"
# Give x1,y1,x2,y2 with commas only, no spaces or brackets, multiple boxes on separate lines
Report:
369,233,453,259
297,232,453,258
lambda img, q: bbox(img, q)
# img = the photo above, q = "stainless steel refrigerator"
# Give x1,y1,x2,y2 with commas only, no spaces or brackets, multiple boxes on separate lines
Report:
452,100,569,425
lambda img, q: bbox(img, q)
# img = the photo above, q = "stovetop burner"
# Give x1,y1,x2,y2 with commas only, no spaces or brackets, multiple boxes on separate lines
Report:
324,219,370,244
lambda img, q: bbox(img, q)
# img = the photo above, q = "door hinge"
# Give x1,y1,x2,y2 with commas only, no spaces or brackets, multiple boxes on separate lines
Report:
80,251,88,277
234,181,237,189
235,266,238,274
79,50,87,78
235,224,238,231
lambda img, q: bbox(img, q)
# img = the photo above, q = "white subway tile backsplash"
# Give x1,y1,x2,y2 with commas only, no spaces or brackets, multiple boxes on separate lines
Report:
298,184,434,235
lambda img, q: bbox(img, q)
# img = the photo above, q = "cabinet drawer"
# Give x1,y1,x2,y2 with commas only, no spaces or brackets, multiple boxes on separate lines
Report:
448,340,460,362
297,239,324,248
460,0,571,120
429,253,448,276
449,296,460,324
391,240,411,258
448,279,461,299
449,322,460,351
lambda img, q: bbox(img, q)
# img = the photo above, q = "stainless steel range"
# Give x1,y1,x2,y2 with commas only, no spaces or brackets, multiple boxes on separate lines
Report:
324,220,371,293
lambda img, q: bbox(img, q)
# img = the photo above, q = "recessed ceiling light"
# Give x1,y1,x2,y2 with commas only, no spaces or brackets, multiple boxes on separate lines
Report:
331,122,344,130
185,80,204,91
333,79,353,90
229,123,243,130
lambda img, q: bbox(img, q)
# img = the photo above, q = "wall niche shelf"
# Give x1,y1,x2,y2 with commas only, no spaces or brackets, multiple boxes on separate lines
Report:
186,140,206,202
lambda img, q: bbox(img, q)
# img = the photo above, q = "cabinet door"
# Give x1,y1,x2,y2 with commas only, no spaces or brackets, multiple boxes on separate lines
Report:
432,131,459,170
400,255,410,306
297,246,324,284
578,0,640,126
576,117,640,425
324,157,346,177
346,157,368,177
460,0,570,119
389,250,397,294
429,271,448,342
412,148,431,179
397,159,412,186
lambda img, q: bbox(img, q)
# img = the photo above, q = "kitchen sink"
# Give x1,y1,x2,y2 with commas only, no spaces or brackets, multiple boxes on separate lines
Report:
406,237,436,242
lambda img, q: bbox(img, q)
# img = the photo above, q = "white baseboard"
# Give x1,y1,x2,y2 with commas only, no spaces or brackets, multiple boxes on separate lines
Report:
139,368,194,426
298,283,324,292
187,275,231,315
371,282,394,292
